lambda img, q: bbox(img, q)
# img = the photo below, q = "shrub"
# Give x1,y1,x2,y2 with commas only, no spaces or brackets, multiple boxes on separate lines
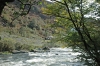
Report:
28,21,35,29
21,44,35,51
0,38,15,52
14,42,22,50
15,43,34,51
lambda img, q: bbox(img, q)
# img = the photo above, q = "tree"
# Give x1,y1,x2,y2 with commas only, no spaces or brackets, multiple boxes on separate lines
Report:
0,0,42,16
42,0,100,65
0,0,15,15
0,0,100,65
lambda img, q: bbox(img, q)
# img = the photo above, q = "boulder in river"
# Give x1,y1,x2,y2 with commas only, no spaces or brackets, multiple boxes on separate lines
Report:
42,47,50,50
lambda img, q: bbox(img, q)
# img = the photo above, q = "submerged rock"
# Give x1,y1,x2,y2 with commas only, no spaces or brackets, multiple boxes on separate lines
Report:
42,47,50,50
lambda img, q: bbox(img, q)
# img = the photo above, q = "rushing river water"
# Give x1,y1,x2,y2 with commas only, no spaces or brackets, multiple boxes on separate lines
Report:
0,48,85,66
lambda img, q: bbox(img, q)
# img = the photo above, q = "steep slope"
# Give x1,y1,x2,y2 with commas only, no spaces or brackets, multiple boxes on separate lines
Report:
0,0,55,51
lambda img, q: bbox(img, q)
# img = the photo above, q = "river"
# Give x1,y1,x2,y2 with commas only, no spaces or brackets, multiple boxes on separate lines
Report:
0,48,85,66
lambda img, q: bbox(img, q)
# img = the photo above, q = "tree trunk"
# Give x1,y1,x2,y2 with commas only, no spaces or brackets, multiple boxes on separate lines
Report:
0,2,6,16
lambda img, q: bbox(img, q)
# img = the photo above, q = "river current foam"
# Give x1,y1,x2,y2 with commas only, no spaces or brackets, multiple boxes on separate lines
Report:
0,48,85,66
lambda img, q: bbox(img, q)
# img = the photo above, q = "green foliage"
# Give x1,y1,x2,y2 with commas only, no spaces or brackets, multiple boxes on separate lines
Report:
21,44,34,51
28,21,36,29
14,42,22,50
0,0,55,53
0,31,45,52
96,0,100,3
19,27,33,37
42,0,100,65
42,41,59,48
0,51,12,55
15,43,34,51
0,38,15,52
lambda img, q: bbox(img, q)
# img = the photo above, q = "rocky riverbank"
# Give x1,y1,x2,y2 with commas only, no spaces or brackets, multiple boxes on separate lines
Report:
0,47,50,54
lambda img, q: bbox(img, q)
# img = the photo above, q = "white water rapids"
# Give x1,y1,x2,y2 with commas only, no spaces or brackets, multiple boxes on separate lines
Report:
0,48,85,66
